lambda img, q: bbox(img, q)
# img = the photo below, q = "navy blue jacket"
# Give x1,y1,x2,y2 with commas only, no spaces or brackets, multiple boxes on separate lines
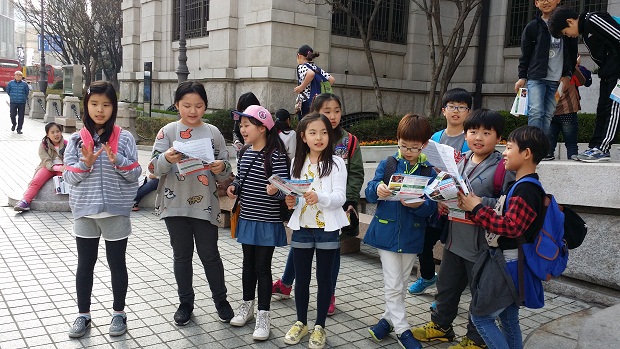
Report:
363,154,437,254
6,79,30,104
518,16,578,80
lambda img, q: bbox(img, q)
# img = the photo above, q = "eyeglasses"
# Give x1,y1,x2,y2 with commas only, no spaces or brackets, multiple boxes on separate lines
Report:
398,144,424,153
537,0,553,3
444,105,470,113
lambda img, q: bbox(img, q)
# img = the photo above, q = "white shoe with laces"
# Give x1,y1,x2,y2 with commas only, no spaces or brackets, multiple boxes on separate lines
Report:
230,300,254,327
252,310,270,340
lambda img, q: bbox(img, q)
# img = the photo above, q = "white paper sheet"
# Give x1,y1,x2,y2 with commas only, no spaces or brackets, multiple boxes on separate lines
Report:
173,139,215,163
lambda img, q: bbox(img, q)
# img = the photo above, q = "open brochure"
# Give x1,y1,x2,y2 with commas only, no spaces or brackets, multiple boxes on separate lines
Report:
172,139,215,176
422,140,470,196
424,171,474,224
380,173,428,203
268,175,313,196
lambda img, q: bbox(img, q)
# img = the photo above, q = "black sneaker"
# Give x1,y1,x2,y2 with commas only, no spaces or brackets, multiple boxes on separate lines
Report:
11,125,15,131
541,155,555,161
174,303,193,326
216,299,234,323
17,130,23,134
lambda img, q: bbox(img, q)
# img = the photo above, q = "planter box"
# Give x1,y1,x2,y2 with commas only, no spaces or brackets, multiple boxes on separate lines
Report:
360,145,397,163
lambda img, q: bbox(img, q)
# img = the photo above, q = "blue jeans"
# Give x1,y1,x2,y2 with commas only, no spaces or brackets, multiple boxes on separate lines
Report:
134,178,159,204
547,113,578,158
527,79,559,135
471,303,522,349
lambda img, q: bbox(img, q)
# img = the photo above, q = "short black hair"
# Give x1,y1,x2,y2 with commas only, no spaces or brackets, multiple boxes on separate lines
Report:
548,6,579,38
236,92,260,112
442,88,473,109
463,108,505,137
507,126,549,165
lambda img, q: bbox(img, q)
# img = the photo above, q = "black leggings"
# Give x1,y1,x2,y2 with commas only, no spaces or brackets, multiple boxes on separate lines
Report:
76,237,128,313
242,244,275,311
294,247,337,327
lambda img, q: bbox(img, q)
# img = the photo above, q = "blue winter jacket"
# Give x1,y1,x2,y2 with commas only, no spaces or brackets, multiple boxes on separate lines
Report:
363,153,437,254
6,79,30,104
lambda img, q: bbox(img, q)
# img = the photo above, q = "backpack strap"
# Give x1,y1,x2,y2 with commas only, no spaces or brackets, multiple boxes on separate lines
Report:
493,158,507,197
347,133,358,160
305,63,327,82
382,156,399,185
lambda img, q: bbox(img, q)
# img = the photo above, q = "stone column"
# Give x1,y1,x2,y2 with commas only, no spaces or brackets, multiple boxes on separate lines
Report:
56,96,81,133
44,94,63,122
117,102,138,140
29,92,46,119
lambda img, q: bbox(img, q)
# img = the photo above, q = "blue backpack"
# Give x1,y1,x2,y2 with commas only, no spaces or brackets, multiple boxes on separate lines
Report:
304,63,332,103
505,177,569,282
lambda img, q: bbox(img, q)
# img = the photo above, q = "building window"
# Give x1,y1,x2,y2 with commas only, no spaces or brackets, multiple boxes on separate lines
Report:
331,0,409,44
506,0,608,47
173,0,210,40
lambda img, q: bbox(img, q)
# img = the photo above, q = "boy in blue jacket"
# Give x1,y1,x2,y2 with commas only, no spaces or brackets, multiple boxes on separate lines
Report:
365,114,437,349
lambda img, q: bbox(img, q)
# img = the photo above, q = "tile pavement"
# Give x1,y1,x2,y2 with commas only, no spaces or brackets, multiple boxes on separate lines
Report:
0,92,594,348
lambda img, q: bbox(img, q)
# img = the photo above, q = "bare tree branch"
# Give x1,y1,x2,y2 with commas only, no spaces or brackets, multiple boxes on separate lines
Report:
13,0,122,89
413,0,483,117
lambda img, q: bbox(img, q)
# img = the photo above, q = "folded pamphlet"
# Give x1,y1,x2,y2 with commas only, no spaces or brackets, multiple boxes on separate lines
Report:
268,175,313,196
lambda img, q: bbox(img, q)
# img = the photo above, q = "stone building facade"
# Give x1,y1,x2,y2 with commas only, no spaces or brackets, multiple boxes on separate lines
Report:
119,0,618,115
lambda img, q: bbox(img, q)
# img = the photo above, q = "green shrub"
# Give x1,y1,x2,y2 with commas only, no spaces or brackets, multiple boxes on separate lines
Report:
204,109,234,142
51,80,63,90
346,115,401,141
135,117,175,144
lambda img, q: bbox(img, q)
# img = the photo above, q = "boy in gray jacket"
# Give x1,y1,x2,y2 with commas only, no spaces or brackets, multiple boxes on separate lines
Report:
412,109,515,349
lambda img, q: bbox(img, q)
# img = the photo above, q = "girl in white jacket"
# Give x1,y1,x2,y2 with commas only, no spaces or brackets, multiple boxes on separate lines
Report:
282,113,348,349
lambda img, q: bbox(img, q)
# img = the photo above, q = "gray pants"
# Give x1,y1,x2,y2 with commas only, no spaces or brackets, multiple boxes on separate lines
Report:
431,248,485,345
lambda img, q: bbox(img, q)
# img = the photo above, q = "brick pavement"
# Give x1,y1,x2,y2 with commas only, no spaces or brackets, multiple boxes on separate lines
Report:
0,92,593,348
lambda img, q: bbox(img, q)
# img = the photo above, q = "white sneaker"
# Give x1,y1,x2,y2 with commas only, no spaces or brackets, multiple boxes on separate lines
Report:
252,310,270,340
230,300,254,327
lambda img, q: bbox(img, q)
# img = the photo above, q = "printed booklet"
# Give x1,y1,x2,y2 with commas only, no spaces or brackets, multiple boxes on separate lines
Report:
268,175,313,196
380,173,429,203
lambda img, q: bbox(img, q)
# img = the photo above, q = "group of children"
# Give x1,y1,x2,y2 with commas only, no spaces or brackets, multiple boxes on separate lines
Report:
15,19,615,346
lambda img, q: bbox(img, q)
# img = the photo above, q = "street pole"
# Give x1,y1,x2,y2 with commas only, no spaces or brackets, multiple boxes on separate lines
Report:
175,0,189,83
39,0,48,93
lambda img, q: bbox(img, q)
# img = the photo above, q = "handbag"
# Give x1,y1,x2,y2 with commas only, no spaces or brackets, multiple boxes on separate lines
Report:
230,147,263,238
216,172,235,197
230,202,241,238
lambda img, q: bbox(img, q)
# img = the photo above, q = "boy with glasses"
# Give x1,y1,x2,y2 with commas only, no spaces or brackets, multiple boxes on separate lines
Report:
408,88,472,297
514,0,578,135
365,114,437,349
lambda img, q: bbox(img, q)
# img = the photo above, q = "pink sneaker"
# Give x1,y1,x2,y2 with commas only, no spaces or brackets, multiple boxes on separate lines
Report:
272,279,292,299
327,295,336,316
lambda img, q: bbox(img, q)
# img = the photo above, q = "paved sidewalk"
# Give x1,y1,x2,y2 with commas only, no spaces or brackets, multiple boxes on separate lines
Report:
0,92,595,348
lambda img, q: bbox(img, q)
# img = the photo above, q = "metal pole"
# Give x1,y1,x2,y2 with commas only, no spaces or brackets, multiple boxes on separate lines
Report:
176,0,189,83
39,0,48,93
